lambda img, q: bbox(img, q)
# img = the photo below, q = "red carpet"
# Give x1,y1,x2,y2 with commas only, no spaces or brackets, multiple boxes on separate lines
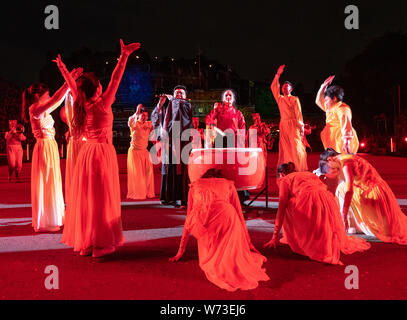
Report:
0,153,407,299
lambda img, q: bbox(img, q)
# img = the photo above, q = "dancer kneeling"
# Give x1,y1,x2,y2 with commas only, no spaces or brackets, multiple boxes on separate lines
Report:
264,162,370,265
320,148,407,244
169,168,269,292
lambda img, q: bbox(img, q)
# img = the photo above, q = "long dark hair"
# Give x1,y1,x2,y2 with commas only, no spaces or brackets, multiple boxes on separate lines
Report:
21,83,49,122
277,162,296,177
201,168,224,179
72,72,100,133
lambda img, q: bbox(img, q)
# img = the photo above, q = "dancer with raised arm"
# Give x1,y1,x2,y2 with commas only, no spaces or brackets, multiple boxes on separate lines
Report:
23,73,81,232
5,120,26,182
316,76,359,154
319,148,407,244
264,162,370,265
127,104,155,200
56,39,141,258
270,65,307,171
170,168,269,291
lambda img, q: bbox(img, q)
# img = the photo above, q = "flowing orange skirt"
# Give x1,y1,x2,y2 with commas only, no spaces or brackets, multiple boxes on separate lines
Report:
281,188,370,265
278,119,308,171
62,142,124,251
336,180,407,244
64,138,85,203
127,147,155,199
193,201,269,291
31,138,64,232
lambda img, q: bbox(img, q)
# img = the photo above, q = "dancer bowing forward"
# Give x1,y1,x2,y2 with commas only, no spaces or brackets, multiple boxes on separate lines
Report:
264,163,370,265
271,65,308,172
23,74,81,232
316,76,359,154
319,148,407,244
170,168,269,291
127,104,155,200
56,39,141,258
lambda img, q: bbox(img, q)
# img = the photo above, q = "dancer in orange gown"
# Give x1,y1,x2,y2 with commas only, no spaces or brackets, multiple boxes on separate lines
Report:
264,162,370,265
59,91,85,203
271,65,308,171
22,75,81,232
127,104,155,199
170,169,269,291
5,120,26,182
319,148,407,244
55,39,141,257
316,76,359,154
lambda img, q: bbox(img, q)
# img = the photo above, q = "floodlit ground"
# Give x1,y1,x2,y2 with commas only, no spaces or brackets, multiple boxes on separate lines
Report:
0,153,406,300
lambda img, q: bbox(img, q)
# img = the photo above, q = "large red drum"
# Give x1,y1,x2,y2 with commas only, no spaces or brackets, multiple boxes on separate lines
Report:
188,148,265,191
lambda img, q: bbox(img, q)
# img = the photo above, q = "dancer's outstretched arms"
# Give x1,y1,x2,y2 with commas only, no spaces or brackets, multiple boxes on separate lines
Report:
31,68,83,118
264,180,289,249
270,65,285,101
342,163,355,230
53,55,82,100
30,83,69,118
316,75,335,111
102,39,141,106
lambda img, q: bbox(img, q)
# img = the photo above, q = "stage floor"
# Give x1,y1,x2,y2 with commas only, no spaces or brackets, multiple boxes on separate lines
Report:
0,153,406,299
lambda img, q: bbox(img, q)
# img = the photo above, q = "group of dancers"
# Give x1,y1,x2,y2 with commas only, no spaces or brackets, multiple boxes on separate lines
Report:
8,39,407,292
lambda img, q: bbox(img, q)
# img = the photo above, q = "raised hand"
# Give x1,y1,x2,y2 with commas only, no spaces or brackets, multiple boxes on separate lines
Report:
277,64,285,76
70,67,83,80
323,75,335,87
120,39,141,56
52,54,66,70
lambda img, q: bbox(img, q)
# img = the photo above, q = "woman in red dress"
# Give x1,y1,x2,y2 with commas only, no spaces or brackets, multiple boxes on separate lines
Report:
55,39,141,258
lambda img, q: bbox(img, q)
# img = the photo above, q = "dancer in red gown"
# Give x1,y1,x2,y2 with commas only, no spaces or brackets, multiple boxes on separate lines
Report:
264,162,370,265
170,168,269,291
5,120,26,182
55,39,141,258
205,90,246,148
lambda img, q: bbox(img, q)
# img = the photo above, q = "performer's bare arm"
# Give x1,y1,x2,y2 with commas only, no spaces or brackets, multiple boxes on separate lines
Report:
30,83,69,119
342,162,354,231
338,106,354,153
53,54,82,100
102,39,141,106
270,65,285,102
264,180,289,249
316,75,335,111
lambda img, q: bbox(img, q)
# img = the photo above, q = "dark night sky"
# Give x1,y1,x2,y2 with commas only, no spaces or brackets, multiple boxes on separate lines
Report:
1,0,407,91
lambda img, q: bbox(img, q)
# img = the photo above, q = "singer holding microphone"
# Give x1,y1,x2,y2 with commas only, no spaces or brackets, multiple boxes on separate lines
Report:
151,85,193,208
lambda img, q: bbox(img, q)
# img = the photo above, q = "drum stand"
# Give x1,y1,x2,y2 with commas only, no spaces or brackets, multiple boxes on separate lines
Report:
244,163,271,214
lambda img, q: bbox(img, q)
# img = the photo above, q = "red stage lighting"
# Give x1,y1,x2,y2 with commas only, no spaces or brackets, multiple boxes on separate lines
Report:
360,142,366,148
404,137,407,143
